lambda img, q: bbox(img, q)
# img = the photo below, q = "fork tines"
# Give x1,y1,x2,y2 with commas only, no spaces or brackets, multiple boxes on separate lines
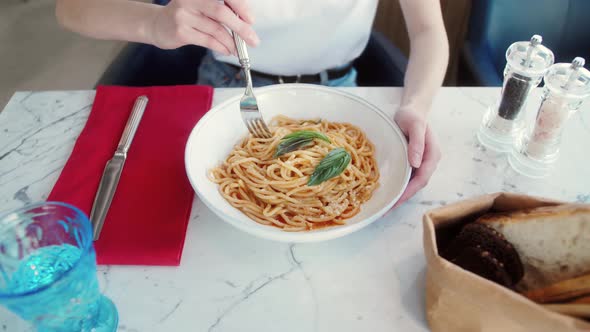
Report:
248,119,272,139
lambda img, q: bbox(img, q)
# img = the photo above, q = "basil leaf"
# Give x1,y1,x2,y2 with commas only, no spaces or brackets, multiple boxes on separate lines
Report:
282,130,330,143
308,147,351,186
300,118,322,125
275,137,313,157
275,130,330,157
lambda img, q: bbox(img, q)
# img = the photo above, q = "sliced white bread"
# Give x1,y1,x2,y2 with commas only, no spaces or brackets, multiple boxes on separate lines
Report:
476,204,590,292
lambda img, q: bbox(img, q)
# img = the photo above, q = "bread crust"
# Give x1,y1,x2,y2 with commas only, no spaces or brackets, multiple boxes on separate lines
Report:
524,274,590,303
477,204,590,224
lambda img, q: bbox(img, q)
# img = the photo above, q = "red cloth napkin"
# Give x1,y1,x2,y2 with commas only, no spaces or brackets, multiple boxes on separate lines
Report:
48,85,213,266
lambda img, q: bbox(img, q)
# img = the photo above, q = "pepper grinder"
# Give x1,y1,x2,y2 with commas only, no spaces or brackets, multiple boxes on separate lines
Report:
477,35,554,152
508,57,590,178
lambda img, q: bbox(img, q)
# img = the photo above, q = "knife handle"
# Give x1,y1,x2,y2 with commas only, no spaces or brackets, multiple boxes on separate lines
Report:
116,95,148,156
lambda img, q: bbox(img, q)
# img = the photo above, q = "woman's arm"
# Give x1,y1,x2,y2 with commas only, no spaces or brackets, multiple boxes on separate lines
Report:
56,0,158,45
55,0,259,55
393,0,449,205
399,0,449,120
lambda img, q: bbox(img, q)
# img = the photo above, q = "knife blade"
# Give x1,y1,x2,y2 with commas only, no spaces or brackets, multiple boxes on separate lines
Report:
90,95,149,241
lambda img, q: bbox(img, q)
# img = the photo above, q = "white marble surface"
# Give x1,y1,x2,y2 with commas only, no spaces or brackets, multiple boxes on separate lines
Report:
0,87,589,332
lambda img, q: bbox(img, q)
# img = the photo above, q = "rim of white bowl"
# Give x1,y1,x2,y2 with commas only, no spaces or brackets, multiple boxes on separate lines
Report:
185,83,411,243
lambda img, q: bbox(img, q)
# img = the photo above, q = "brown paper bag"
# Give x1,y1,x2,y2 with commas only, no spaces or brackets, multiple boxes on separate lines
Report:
422,192,590,332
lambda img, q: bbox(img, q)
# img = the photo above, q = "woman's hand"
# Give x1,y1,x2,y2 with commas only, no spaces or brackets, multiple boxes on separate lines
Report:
393,108,441,207
150,0,260,55
388,0,447,207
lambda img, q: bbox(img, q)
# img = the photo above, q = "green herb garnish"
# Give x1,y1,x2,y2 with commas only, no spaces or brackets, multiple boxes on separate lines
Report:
299,118,322,125
308,147,351,186
275,130,330,157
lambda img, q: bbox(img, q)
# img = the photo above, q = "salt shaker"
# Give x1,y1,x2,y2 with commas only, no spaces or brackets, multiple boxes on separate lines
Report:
477,35,554,152
509,57,590,178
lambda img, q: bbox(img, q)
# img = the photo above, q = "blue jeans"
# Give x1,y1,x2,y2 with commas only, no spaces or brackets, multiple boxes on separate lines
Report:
196,51,357,88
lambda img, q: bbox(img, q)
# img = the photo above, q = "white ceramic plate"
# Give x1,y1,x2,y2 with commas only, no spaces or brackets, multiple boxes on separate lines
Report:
185,84,411,243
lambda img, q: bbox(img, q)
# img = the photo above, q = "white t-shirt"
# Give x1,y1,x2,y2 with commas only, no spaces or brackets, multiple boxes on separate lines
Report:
214,0,379,76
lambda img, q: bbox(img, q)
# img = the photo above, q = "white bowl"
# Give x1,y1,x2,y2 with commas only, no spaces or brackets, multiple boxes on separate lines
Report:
185,84,411,243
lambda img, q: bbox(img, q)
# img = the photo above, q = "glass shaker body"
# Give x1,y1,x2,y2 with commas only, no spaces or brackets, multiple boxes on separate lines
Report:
477,36,554,152
509,58,590,178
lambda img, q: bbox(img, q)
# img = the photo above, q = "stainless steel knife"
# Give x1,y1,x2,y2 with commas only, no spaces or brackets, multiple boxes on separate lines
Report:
90,95,149,241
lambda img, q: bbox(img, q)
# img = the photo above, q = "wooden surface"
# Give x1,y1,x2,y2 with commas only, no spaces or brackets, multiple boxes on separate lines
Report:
373,0,472,86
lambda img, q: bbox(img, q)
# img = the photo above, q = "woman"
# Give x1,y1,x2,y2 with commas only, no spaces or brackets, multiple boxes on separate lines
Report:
55,0,448,205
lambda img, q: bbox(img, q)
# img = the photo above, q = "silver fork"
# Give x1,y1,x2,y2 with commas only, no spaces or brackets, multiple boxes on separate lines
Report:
231,31,272,139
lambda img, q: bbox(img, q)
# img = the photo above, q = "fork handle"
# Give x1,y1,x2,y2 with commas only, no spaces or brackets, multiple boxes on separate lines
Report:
232,31,250,69
232,31,254,91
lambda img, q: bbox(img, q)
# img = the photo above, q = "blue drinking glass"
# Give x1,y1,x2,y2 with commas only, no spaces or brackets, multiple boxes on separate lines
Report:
0,202,118,332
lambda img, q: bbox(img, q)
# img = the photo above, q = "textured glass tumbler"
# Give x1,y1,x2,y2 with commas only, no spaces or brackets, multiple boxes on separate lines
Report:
0,202,118,332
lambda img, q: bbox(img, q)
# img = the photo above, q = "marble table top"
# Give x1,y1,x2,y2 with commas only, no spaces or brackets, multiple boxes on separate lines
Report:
0,87,589,332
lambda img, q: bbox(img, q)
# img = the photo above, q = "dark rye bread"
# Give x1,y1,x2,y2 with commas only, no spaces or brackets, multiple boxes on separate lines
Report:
443,223,524,287
451,247,513,287
444,223,524,284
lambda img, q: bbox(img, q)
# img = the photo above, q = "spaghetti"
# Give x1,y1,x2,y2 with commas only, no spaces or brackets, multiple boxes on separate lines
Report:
208,116,379,231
